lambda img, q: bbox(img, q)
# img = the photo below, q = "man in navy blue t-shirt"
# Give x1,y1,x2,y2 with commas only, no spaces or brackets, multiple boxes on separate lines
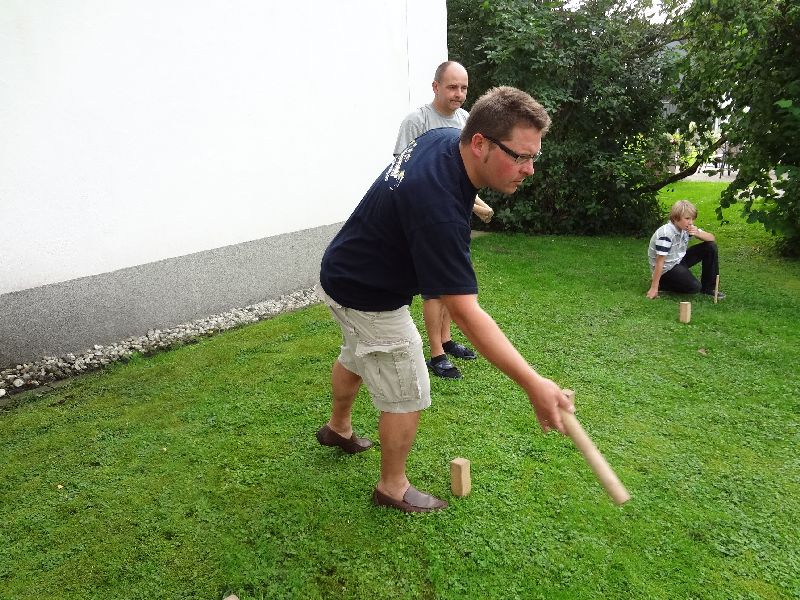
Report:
316,86,575,513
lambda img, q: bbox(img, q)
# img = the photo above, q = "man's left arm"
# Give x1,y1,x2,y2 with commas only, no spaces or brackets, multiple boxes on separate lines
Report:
440,293,574,434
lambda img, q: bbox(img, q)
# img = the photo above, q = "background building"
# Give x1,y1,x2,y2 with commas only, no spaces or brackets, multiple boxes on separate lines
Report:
0,0,446,366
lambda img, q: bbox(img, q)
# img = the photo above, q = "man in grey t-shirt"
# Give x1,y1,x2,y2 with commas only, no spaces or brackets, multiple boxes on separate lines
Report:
393,61,493,380
393,69,469,153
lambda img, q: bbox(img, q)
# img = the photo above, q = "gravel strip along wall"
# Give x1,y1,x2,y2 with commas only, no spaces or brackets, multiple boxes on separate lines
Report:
0,288,320,399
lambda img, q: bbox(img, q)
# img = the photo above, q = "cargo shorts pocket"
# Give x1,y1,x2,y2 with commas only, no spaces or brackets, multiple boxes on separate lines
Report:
355,340,421,404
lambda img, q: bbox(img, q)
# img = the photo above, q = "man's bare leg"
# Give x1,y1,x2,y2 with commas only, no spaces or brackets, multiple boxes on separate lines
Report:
423,298,465,379
439,304,453,345
326,359,362,438
375,410,421,500
422,298,447,358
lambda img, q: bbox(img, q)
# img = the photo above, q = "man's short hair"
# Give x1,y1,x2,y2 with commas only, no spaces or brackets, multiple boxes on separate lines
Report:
670,200,698,222
434,61,463,83
460,86,551,143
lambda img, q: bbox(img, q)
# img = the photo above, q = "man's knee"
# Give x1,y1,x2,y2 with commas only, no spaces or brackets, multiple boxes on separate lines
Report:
334,359,362,383
332,361,362,399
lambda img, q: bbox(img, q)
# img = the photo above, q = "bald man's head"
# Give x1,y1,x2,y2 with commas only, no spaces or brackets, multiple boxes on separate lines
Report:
432,61,468,116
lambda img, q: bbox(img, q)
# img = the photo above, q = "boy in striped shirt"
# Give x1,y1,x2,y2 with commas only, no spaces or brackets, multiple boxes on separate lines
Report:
647,200,724,299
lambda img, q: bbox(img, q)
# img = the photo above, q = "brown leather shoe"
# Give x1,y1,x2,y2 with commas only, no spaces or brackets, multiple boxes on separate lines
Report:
315,424,373,454
372,485,448,513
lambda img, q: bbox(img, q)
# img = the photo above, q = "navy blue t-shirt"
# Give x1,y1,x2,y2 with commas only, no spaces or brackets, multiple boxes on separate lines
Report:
320,128,479,311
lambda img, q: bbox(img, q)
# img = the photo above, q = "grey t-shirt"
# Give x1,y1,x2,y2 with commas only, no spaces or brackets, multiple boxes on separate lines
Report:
393,103,469,155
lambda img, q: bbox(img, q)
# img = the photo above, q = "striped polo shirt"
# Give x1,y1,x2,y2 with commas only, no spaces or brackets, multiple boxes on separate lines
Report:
648,221,698,273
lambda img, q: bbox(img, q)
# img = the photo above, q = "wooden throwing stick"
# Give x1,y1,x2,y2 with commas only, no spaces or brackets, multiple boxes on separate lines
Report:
560,390,631,505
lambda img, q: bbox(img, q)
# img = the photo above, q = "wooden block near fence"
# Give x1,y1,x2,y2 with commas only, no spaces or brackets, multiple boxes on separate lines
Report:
450,457,471,497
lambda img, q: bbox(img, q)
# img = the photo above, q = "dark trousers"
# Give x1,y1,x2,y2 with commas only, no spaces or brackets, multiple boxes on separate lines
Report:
659,241,719,294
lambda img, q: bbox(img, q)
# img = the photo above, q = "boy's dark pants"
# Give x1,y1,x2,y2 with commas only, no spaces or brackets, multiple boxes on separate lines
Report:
659,241,719,294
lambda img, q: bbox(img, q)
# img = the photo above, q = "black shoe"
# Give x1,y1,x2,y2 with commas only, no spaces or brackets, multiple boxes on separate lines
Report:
443,341,477,360
702,290,726,300
427,357,462,379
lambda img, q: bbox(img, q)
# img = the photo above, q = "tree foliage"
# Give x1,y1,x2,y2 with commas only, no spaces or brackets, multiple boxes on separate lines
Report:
449,0,800,253
668,0,800,255
448,0,678,236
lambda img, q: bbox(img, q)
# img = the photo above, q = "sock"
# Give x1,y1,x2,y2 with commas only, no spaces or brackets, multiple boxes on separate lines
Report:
442,340,456,352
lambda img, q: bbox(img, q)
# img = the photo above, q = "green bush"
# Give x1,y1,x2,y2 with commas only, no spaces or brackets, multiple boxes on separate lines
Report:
448,0,677,236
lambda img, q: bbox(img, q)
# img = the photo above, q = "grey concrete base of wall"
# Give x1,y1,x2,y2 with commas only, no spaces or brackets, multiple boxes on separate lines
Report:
0,223,342,367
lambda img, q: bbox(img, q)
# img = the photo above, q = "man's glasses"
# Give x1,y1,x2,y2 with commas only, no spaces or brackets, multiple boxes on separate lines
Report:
483,135,542,164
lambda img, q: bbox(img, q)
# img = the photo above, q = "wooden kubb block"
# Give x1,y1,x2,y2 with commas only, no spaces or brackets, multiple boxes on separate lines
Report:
679,301,691,323
450,457,471,497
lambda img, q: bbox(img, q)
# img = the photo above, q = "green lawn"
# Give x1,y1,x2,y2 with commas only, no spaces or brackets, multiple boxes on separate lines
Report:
2,182,798,599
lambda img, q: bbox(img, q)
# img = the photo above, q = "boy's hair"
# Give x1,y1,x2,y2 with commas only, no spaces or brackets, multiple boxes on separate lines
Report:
669,200,698,222
460,86,551,144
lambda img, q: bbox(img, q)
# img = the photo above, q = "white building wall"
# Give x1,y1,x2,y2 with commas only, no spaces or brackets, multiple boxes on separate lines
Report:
0,0,446,294
0,0,447,364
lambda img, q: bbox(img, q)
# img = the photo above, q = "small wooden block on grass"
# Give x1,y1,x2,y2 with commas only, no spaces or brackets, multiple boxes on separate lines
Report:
450,457,471,497
679,301,691,323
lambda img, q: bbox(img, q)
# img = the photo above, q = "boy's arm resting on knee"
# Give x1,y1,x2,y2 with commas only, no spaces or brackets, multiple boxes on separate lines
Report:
689,225,716,242
648,255,666,299
440,294,574,434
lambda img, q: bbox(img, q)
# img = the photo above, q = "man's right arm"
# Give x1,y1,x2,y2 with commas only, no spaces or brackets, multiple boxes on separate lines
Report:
441,293,574,433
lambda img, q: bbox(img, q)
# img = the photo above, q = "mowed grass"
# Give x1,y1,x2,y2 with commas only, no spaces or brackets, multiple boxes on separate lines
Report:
1,182,798,599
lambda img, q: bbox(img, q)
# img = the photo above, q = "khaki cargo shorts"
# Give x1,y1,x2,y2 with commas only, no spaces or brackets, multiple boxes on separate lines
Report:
316,285,431,414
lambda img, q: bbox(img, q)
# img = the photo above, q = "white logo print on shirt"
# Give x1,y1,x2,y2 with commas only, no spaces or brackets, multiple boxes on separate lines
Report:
385,140,416,190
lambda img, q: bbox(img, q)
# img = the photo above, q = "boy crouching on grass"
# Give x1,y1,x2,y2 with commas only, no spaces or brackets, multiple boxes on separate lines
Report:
647,199,725,300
